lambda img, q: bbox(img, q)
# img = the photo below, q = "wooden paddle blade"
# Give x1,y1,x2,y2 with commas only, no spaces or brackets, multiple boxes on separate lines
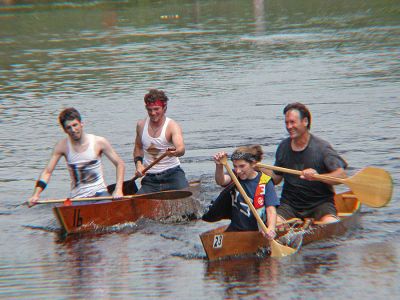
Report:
345,167,393,208
107,179,138,195
270,239,299,257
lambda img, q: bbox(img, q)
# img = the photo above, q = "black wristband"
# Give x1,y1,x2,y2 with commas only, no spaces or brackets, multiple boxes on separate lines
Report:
36,180,47,190
134,156,143,164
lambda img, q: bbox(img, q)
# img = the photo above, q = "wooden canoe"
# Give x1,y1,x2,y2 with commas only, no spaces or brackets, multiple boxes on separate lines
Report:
200,191,361,261
54,180,202,234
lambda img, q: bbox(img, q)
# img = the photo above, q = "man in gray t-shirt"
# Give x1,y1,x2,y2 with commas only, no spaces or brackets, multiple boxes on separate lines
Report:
262,102,347,224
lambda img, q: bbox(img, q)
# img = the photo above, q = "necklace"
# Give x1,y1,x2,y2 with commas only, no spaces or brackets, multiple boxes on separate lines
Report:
149,118,165,135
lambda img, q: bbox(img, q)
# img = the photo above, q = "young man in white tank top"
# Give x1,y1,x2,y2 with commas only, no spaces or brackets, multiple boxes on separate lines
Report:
28,107,125,206
133,89,189,194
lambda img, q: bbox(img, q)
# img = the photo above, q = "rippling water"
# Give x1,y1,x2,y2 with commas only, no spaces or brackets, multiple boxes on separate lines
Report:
1,0,399,299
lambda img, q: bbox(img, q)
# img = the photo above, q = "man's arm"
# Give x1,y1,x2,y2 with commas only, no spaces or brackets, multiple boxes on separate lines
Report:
28,141,65,206
301,167,346,185
98,137,125,197
133,120,145,176
168,120,185,157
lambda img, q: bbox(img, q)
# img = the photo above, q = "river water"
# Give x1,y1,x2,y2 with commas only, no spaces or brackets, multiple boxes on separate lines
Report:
1,0,399,298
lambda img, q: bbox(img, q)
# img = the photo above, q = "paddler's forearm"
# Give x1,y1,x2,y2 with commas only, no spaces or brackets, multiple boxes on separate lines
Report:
215,164,229,186
266,206,277,232
29,170,52,205
115,162,125,194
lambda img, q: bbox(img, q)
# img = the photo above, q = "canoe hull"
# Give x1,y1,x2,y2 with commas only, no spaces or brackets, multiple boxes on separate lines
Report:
54,180,201,234
200,191,361,261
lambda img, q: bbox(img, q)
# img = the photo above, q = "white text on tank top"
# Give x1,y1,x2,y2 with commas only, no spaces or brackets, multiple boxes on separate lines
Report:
142,117,180,173
66,134,106,198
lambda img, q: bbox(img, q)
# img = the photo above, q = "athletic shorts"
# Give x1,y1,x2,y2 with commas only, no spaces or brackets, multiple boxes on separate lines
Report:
277,201,337,221
137,166,189,194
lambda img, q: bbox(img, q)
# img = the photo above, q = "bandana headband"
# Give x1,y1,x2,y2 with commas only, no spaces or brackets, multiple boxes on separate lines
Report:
145,99,166,108
231,151,256,162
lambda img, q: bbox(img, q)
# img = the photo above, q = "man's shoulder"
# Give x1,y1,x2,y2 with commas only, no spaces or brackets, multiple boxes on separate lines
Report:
54,138,68,154
166,118,182,130
166,117,178,124
136,118,146,129
310,134,331,148
91,134,110,147
277,137,291,150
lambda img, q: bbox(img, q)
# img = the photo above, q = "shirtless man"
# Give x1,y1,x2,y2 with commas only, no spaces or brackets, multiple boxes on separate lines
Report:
28,107,125,206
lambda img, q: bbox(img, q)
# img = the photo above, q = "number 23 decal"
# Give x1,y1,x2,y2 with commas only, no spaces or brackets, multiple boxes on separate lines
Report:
213,235,223,248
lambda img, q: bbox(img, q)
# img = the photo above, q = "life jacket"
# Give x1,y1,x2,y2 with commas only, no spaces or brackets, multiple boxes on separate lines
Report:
202,172,272,222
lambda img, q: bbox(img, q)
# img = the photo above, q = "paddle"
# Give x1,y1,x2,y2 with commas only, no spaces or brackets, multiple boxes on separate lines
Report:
220,156,299,258
256,163,393,208
30,190,193,205
107,151,170,194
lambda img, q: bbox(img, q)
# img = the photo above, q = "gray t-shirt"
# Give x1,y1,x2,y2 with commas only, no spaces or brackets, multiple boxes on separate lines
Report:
274,134,347,210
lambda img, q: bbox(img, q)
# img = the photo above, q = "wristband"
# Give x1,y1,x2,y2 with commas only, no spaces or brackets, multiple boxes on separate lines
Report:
36,180,47,190
134,156,143,164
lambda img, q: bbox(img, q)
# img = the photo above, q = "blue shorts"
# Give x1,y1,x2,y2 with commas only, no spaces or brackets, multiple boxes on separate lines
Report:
137,166,189,194
277,201,337,221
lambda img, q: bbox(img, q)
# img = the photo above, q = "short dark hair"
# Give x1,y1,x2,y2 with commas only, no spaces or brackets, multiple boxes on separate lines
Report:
144,89,169,105
283,102,311,130
58,107,81,129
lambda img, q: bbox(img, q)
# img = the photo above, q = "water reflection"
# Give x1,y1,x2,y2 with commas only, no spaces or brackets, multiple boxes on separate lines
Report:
253,0,266,34
361,241,398,271
205,257,279,298
55,233,131,298
204,250,339,297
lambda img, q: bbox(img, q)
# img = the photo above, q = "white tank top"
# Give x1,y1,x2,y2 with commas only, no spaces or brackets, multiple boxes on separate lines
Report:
142,117,180,173
66,134,107,198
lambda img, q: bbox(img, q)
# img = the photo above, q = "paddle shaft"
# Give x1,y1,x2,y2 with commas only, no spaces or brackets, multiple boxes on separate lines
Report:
133,151,170,181
257,163,346,184
35,190,193,204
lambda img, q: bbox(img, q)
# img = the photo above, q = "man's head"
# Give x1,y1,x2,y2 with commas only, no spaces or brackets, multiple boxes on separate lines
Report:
58,107,83,141
144,89,168,108
283,102,311,140
144,89,168,122
58,107,81,129
283,102,311,130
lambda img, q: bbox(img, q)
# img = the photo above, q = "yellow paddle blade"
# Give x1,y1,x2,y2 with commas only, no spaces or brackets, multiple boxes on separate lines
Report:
345,167,393,208
270,231,303,257
270,240,297,257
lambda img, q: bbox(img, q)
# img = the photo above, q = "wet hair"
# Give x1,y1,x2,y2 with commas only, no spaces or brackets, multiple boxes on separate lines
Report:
283,102,311,130
144,89,169,105
58,107,81,129
231,145,263,163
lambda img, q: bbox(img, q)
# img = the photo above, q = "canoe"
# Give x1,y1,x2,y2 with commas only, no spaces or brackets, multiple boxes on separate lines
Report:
200,191,361,261
54,180,202,234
